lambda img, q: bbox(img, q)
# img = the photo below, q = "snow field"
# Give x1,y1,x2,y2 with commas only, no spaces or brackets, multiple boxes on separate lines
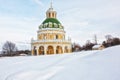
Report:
0,45,120,80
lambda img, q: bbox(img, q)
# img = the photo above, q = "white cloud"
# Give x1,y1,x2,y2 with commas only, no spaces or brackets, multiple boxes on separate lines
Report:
33,0,44,7
0,16,40,43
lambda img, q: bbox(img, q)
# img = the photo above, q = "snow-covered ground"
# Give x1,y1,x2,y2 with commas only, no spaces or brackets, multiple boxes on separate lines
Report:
0,45,120,80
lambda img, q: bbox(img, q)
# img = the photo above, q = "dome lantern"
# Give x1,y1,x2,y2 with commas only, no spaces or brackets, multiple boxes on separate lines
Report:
46,0,57,18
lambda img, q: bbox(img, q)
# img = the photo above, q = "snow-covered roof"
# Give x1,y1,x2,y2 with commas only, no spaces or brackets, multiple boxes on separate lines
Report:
92,44,103,48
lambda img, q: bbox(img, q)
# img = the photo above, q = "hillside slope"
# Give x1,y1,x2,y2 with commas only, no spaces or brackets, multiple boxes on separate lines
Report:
0,46,120,80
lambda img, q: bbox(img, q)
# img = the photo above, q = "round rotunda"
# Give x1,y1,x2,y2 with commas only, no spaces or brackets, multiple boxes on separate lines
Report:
31,2,72,55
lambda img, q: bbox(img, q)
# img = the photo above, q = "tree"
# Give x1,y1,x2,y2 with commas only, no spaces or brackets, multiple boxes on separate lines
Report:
72,43,81,52
2,41,18,56
86,40,91,45
105,35,113,43
104,35,113,47
93,34,97,44
102,35,120,48
112,38,120,46
102,41,108,48
83,40,94,50
105,35,112,40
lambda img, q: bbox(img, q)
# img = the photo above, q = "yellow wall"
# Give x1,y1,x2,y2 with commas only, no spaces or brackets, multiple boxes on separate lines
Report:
38,33,65,40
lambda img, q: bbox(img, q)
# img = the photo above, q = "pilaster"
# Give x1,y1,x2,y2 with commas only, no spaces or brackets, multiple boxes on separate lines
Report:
36,46,39,55
54,45,56,54
44,45,47,55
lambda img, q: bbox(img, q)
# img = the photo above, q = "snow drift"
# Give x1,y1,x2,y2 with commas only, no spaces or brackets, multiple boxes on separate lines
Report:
0,45,120,80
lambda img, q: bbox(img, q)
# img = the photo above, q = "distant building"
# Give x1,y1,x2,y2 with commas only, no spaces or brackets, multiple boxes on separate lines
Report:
31,2,72,55
92,45,105,50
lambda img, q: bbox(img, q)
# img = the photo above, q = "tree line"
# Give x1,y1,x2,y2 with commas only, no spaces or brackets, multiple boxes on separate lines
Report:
0,41,30,57
72,35,120,52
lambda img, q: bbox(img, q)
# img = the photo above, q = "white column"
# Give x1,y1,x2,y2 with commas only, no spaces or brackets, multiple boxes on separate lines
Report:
37,46,39,55
50,13,52,18
62,46,65,53
31,46,33,55
54,45,56,54
44,45,47,55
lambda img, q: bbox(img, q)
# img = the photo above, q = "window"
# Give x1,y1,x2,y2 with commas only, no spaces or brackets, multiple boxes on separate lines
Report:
49,13,51,17
52,13,54,17
56,35,58,39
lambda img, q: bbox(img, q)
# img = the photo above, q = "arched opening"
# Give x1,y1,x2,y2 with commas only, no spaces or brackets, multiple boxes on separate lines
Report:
33,46,37,55
52,13,54,17
47,46,54,55
56,46,63,54
49,13,51,17
56,35,58,39
64,46,68,53
39,46,44,55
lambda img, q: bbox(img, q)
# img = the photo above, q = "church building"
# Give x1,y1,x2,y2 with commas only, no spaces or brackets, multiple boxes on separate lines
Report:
31,2,72,55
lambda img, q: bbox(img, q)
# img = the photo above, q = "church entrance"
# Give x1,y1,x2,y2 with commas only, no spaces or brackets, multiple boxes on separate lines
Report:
47,46,54,55
56,46,63,54
39,46,44,55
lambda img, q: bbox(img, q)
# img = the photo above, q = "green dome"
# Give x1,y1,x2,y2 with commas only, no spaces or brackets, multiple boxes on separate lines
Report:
39,18,64,29
42,18,61,24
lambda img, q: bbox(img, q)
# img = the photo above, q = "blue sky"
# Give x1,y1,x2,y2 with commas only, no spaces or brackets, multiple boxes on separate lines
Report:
0,0,120,50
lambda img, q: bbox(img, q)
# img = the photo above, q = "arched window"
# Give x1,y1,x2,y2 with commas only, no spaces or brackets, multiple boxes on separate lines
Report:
52,13,54,17
47,46,54,54
39,46,44,55
56,35,58,39
49,13,51,17
56,46,63,54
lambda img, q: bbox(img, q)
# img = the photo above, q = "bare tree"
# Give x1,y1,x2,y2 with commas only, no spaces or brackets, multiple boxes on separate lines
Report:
105,35,113,43
93,34,97,44
82,40,94,50
2,41,17,56
86,40,91,45
105,35,112,40
72,43,81,52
